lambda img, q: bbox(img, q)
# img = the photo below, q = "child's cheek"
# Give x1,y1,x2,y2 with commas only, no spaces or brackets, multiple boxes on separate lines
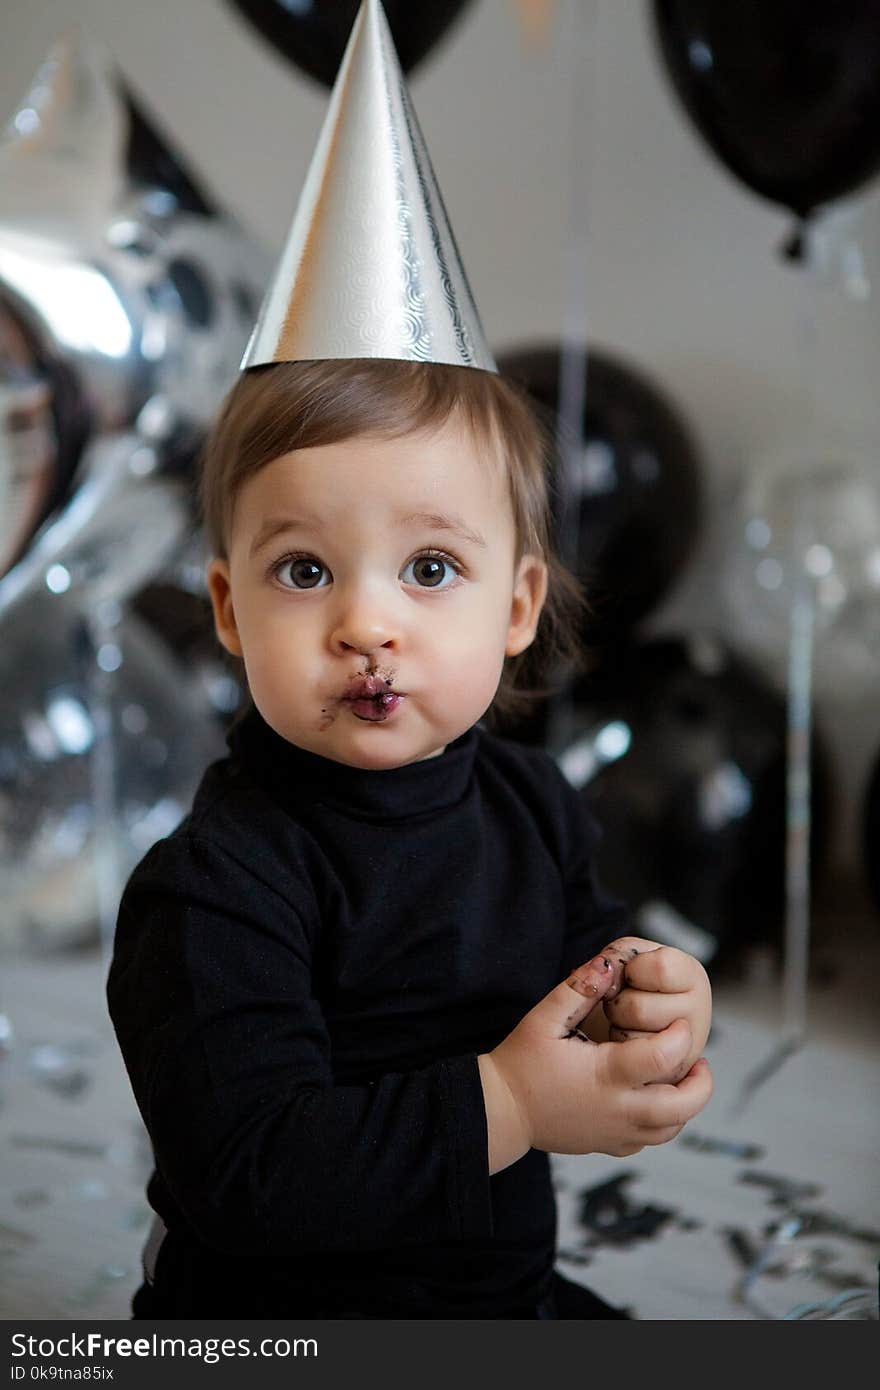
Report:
453,646,508,717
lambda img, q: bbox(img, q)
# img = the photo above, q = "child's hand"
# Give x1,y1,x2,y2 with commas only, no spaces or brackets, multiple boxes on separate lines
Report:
599,937,712,1076
478,952,713,1172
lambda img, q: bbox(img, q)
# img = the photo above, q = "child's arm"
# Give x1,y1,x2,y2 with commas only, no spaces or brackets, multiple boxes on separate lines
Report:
107,834,494,1257
469,761,711,1173
476,951,713,1174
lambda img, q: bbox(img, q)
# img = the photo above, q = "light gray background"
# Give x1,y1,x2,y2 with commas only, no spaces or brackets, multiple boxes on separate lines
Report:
3,0,880,871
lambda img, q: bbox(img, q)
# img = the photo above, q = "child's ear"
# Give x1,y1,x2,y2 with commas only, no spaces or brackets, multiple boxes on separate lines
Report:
505,554,548,657
206,558,244,658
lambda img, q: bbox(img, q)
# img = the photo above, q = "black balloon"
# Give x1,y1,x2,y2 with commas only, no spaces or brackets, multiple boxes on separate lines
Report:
497,343,702,642
560,635,832,964
121,84,217,217
652,0,880,222
864,748,880,915
226,0,475,87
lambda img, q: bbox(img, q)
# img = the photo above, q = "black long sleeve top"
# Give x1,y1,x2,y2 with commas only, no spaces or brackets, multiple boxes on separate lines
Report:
106,704,630,1317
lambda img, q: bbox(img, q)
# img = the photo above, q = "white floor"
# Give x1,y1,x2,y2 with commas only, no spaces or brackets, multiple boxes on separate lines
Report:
1,874,878,1321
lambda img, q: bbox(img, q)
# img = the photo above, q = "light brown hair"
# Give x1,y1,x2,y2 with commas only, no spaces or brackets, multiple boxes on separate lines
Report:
198,358,589,728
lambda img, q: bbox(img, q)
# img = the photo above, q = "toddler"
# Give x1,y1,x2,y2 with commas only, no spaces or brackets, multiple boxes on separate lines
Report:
107,355,713,1318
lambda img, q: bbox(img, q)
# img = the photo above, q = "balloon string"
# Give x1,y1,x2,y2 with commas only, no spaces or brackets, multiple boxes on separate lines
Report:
729,538,815,1114
778,235,820,1046
782,564,813,1044
730,234,821,1117
546,0,599,754
81,611,123,973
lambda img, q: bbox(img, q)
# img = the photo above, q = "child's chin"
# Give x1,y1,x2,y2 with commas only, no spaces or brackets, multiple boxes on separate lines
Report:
336,734,446,771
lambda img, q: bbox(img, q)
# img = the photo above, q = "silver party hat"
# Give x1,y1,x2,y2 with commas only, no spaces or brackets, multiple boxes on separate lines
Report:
241,0,495,372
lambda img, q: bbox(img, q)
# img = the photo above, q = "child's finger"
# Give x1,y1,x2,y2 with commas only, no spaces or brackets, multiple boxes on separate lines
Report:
605,986,691,1034
605,1017,693,1087
566,950,627,1006
592,938,661,998
549,953,621,1037
633,1058,714,1139
601,936,663,956
623,944,701,995
607,1025,654,1043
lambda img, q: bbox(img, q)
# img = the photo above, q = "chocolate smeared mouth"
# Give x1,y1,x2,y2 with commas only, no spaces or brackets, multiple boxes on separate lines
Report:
355,692,399,710
337,670,404,720
342,673,397,702
346,690,404,722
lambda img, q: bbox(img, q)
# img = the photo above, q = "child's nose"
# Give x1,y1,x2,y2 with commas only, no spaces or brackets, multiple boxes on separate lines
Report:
329,587,399,657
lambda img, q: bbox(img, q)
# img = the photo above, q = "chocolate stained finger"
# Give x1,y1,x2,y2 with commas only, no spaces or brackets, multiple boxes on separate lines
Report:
566,952,626,999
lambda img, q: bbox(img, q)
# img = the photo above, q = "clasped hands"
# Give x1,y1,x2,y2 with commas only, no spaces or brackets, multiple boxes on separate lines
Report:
480,936,713,1168
572,935,712,1066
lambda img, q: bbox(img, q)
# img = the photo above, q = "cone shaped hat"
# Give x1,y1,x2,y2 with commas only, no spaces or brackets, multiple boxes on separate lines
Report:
241,0,495,372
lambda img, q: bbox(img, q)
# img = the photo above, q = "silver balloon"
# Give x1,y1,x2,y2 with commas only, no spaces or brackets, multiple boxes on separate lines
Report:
0,432,191,621
0,370,56,577
0,32,269,578
0,285,88,575
722,450,880,690
0,598,224,950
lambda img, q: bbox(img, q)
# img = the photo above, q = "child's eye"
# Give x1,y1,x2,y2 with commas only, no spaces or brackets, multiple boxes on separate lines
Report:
401,551,461,590
272,555,329,589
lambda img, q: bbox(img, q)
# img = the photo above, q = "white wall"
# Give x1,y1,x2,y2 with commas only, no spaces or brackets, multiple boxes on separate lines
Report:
3,0,879,870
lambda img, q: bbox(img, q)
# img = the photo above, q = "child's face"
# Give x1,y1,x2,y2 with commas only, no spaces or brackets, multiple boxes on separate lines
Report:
206,412,548,768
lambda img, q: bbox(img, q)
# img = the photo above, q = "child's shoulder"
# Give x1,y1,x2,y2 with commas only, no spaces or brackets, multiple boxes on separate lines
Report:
121,742,316,905
475,723,561,784
474,724,583,841
475,722,570,786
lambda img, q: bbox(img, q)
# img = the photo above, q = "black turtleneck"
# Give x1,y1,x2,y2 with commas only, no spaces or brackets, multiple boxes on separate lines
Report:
107,704,630,1318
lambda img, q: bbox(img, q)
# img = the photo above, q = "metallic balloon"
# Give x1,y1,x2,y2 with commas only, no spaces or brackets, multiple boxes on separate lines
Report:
1,280,90,573
226,0,476,88
0,432,191,622
554,634,832,965
721,450,880,691
0,34,269,578
0,348,55,577
497,342,703,640
0,598,224,950
651,0,880,221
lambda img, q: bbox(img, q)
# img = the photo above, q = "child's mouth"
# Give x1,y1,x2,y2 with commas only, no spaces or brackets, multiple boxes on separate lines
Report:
346,692,403,722
341,673,402,722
